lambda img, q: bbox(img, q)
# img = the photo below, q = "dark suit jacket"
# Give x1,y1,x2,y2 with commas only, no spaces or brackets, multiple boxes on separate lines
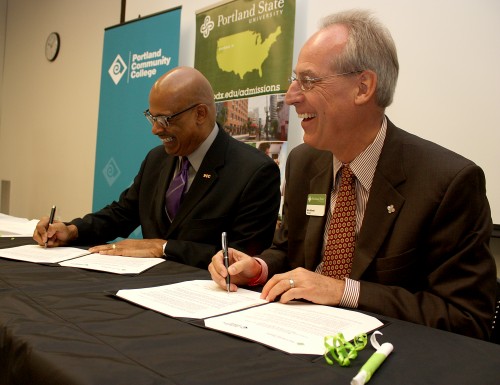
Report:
260,118,496,340
70,128,281,269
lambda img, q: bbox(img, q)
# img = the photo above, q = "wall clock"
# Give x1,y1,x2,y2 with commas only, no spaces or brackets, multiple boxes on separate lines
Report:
45,32,60,62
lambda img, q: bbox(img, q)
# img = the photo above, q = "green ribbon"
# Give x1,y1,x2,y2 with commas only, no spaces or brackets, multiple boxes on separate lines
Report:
324,333,368,366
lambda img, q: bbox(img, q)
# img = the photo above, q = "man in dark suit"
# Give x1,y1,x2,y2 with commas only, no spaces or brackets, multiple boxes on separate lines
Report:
209,10,496,339
34,66,281,269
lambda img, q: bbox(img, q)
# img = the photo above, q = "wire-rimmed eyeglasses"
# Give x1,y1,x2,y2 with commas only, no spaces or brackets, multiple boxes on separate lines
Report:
143,104,200,128
288,71,363,91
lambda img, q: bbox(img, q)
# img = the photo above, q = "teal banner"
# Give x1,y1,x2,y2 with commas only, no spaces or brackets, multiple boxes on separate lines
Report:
93,8,181,237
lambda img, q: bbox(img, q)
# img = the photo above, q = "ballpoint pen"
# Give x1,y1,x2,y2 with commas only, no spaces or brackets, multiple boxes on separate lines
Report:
45,205,56,248
222,231,230,293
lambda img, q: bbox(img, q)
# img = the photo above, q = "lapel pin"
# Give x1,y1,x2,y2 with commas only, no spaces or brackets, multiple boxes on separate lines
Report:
203,173,211,179
387,205,395,214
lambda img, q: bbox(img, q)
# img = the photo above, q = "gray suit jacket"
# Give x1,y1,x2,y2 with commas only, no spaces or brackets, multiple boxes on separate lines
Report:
260,118,496,339
71,128,281,269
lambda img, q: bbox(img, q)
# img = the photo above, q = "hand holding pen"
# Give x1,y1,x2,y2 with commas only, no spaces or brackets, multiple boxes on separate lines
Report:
222,232,230,293
45,205,56,248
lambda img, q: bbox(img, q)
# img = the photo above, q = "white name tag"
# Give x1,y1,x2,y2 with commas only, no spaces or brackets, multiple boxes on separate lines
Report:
306,194,326,216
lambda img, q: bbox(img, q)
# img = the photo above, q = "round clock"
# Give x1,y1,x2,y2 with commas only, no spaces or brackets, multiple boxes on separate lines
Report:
45,32,60,62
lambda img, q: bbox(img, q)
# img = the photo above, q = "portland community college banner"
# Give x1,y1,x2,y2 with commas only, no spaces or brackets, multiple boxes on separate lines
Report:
93,8,181,237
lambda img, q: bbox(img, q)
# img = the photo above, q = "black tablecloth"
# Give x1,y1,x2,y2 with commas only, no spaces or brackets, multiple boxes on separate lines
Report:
1,238,499,385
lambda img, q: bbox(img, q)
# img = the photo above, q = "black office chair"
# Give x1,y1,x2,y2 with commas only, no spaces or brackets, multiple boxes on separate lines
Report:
491,278,500,344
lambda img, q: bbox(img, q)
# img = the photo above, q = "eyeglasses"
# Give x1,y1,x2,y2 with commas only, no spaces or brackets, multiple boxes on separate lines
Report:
143,104,200,128
288,71,363,91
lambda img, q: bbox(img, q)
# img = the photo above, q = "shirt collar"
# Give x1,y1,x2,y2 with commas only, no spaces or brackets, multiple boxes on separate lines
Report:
333,116,387,191
184,123,219,172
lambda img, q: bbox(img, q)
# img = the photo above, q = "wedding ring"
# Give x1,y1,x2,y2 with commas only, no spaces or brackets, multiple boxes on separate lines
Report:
112,244,116,250
289,279,295,289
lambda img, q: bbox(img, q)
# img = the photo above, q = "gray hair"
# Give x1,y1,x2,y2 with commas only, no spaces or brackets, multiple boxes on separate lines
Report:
320,9,399,108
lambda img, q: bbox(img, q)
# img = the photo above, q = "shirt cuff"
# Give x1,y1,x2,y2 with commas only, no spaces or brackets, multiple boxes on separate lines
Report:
162,242,167,257
247,257,268,286
338,278,360,308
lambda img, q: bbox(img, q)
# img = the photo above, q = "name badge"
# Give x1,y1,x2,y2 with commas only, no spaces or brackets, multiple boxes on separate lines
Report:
306,194,326,216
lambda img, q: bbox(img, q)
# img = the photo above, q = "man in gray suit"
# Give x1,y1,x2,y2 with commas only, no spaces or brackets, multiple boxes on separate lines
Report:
209,10,496,340
34,67,281,269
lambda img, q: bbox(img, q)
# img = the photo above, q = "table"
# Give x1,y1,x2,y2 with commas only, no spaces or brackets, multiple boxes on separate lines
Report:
1,237,499,385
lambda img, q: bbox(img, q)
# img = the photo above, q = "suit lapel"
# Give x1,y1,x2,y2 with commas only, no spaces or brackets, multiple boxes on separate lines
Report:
304,152,333,270
351,120,407,279
166,129,227,235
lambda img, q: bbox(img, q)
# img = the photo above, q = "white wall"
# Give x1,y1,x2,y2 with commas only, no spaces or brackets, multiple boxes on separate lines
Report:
0,0,121,221
1,0,499,224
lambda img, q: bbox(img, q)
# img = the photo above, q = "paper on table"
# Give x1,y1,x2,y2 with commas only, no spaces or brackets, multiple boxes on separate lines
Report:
60,253,164,274
204,301,384,355
116,280,268,319
0,244,90,263
0,213,39,237
116,280,383,355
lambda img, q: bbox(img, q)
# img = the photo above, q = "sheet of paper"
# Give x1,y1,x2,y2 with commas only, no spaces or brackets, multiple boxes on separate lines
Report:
116,280,268,319
0,213,38,237
204,301,383,355
0,244,90,263
60,253,164,274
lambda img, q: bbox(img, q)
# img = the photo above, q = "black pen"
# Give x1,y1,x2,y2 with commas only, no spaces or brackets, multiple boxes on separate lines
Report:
222,231,230,293
45,205,56,248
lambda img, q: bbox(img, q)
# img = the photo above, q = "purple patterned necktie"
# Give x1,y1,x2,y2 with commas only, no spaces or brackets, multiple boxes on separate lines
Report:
165,157,190,221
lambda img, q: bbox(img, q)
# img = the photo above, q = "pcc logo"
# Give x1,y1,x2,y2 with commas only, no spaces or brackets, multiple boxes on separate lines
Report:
108,55,127,85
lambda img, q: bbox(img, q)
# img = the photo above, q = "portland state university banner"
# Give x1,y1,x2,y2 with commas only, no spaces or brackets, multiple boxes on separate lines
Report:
195,0,295,194
93,7,181,238
195,0,295,101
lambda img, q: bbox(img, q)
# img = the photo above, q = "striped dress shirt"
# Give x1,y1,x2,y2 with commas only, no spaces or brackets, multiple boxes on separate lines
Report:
316,117,387,308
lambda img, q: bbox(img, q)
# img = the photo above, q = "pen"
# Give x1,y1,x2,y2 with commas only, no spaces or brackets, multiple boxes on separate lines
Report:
222,231,230,293
351,342,393,385
45,205,56,248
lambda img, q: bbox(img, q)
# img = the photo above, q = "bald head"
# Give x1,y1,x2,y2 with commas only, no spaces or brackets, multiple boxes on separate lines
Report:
151,66,216,118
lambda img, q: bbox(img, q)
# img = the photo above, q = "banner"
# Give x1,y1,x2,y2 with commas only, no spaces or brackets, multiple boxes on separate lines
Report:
195,0,295,192
195,0,295,101
93,8,181,237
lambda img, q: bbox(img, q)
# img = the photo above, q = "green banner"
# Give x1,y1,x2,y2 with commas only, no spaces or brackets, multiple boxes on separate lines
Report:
195,0,295,102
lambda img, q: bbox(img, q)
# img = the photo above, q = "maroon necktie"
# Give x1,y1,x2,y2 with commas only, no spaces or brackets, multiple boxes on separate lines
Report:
322,165,356,279
165,157,190,221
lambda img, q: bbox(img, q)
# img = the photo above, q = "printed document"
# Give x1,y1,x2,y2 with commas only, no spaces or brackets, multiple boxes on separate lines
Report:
59,254,164,274
0,213,38,237
116,280,383,355
116,280,267,319
0,244,164,274
0,244,90,263
205,301,383,355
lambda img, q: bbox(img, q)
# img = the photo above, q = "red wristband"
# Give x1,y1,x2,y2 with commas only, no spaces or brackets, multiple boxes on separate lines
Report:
247,257,268,286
